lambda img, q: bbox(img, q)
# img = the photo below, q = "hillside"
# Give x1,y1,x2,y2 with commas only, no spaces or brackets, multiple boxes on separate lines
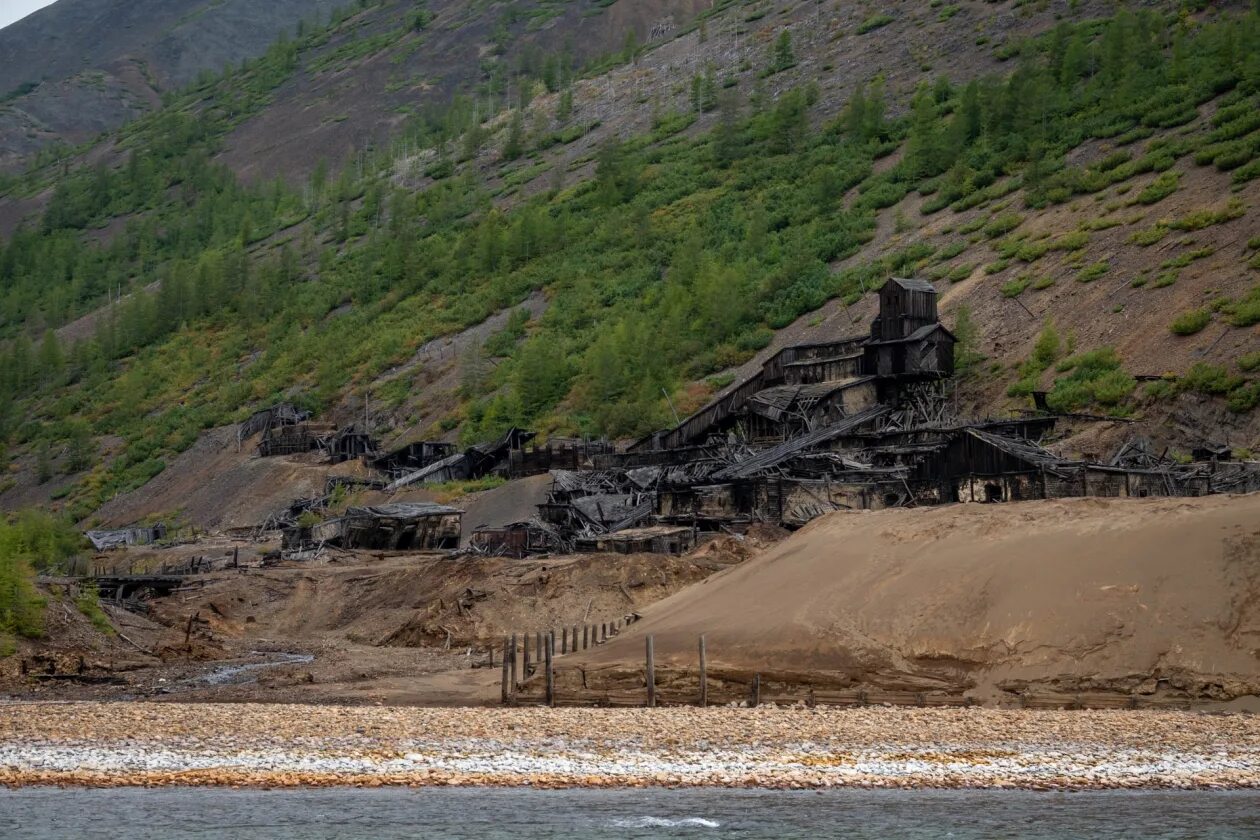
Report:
0,0,1258,525
573,494,1260,704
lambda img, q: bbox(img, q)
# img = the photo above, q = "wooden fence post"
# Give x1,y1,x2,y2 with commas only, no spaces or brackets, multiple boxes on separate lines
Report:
536,631,543,663
523,632,531,676
500,637,510,704
562,627,568,654
601,623,607,643
510,632,518,696
583,625,589,650
545,632,555,707
750,674,761,708
698,635,707,708
646,635,656,708
571,625,578,653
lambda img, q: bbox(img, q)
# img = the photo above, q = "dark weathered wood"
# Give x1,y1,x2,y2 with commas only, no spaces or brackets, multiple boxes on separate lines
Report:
571,625,578,654
645,635,656,708
536,631,543,662
562,627,568,654
523,632,531,675
583,625,589,650
698,635,707,708
509,632,518,696
500,637,510,704
750,674,761,708
545,632,555,707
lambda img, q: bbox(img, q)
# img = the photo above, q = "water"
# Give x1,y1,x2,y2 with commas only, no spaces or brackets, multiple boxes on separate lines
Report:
2,788,1258,839
194,652,315,686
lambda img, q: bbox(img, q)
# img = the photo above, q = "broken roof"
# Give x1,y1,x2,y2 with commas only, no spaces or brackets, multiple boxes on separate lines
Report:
344,502,463,520
866,323,957,346
712,404,892,480
885,277,936,293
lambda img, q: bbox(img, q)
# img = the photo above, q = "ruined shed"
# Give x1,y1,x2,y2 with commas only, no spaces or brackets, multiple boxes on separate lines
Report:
85,523,167,551
286,503,463,551
593,525,697,555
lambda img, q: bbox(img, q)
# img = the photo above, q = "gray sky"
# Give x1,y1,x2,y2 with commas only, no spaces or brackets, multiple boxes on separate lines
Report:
0,0,57,30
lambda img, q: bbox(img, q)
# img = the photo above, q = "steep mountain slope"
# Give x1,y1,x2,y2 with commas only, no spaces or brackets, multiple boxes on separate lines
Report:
0,0,1258,523
0,0,344,170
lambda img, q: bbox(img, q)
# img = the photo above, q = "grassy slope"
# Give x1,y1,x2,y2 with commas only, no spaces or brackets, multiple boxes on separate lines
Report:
0,0,1259,524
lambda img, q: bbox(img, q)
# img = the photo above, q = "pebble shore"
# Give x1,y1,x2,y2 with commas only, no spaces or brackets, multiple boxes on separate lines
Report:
1,703,1258,789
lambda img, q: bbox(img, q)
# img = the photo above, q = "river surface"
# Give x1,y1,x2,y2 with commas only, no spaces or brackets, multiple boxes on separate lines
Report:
3,787,1259,839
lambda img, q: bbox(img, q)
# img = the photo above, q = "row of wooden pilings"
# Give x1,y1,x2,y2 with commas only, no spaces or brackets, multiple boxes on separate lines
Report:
495,628,756,708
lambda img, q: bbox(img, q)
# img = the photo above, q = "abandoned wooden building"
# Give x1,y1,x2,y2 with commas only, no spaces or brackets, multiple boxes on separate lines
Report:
85,523,168,551
283,503,462,551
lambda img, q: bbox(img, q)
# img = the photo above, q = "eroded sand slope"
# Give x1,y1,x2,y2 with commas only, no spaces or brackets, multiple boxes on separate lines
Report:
580,495,1260,702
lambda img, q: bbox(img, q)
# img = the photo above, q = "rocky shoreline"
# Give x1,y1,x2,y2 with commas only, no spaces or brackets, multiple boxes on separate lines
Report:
1,703,1258,790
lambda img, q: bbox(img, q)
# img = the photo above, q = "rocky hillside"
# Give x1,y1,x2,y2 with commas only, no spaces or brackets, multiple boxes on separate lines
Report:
0,0,351,171
0,0,1258,523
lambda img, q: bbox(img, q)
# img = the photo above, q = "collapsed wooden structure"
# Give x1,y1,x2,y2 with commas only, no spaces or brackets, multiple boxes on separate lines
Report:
283,502,462,551
476,277,1259,556
251,276,1256,560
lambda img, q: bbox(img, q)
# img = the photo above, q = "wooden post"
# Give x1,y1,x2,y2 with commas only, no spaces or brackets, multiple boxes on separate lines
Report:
550,630,556,657
488,642,495,668
571,625,578,654
749,674,761,708
536,631,543,663
545,632,555,707
523,632,531,675
601,622,607,643
510,633,518,695
562,627,568,654
583,625,589,650
698,635,707,708
645,635,656,708
500,637,510,704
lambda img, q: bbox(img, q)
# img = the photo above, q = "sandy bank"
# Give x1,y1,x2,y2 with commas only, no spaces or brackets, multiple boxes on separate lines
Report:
572,494,1260,702
1,702,1258,789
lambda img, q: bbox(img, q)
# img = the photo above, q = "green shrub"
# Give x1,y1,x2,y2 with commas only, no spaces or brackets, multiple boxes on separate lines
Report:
983,213,1024,238
1169,309,1211,335
1001,276,1030,298
1168,199,1247,231
1129,224,1169,246
1181,362,1243,395
1239,351,1260,372
1031,275,1055,290
1227,383,1260,413
1050,230,1089,251
856,14,894,34
1135,171,1179,205
1045,346,1134,412
1,511,83,650
1078,261,1110,282
75,586,114,635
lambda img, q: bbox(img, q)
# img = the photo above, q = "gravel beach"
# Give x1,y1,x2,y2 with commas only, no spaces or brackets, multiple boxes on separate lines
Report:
1,703,1258,790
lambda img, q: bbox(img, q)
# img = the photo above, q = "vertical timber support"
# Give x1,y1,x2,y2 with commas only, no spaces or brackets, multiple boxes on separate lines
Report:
509,632,518,697
646,635,656,708
500,636,510,705
698,634,707,708
545,632,555,707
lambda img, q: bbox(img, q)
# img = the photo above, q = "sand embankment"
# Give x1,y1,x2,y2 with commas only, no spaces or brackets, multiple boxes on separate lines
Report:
0,703,1257,789
576,495,1260,702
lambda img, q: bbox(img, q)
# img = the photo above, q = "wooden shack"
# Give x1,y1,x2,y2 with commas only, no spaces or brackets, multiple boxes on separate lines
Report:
286,503,462,551
594,525,697,555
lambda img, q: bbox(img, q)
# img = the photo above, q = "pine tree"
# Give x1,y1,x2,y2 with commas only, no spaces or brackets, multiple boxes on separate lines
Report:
770,30,795,73
556,88,573,123
502,109,525,160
